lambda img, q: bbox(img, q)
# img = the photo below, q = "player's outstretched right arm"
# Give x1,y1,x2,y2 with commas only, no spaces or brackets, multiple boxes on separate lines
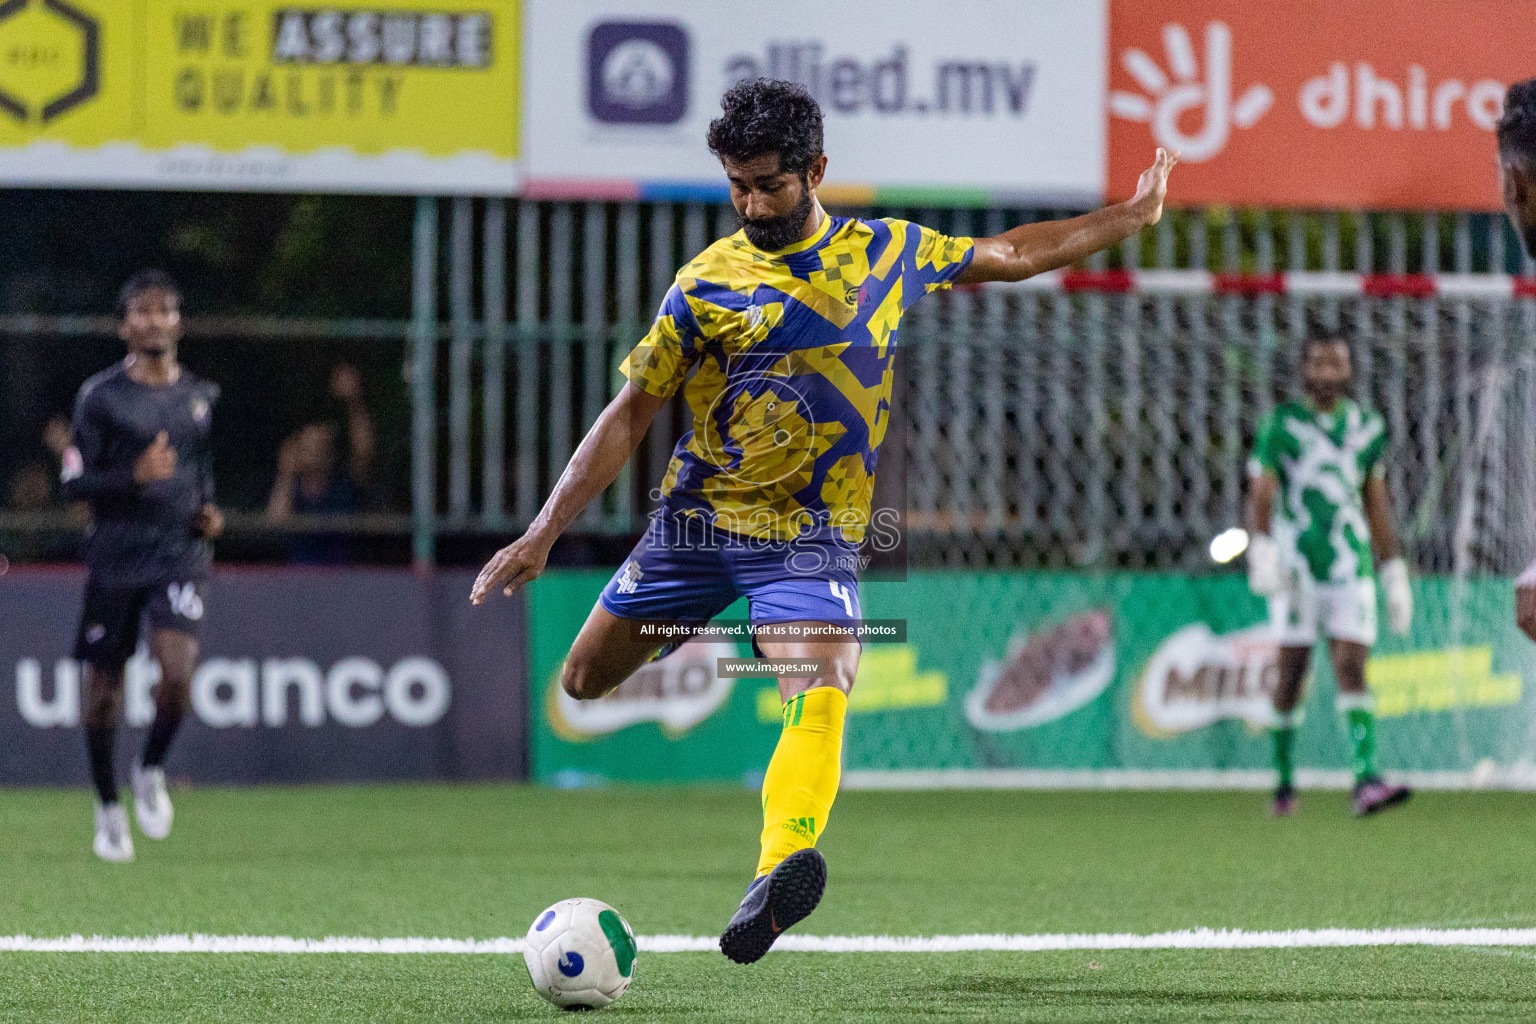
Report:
471,382,667,604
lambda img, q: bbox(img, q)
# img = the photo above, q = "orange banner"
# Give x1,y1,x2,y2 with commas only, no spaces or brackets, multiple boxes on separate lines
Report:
1107,1,1532,210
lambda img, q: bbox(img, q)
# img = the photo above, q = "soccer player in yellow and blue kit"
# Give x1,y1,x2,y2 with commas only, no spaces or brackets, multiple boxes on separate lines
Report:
473,80,1178,963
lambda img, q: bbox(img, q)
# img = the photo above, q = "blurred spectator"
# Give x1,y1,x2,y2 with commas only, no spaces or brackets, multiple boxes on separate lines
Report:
6,464,58,563
43,416,72,466
8,464,53,510
266,363,374,563
5,416,88,562
8,416,78,512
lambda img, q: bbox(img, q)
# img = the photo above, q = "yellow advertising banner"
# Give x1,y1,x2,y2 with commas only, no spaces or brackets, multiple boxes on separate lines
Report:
0,0,519,192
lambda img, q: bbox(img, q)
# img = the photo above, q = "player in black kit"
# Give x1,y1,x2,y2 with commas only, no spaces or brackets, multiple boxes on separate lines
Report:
60,271,222,862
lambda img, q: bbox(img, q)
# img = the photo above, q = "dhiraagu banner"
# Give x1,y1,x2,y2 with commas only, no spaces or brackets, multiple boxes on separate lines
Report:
530,569,1536,788
0,0,519,192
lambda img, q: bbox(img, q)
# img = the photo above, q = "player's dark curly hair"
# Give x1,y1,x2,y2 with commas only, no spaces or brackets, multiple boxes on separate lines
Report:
1497,78,1536,166
706,79,824,177
118,269,182,316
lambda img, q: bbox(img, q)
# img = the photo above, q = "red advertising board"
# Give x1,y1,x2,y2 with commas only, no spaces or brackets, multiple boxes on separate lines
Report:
1107,1,1531,210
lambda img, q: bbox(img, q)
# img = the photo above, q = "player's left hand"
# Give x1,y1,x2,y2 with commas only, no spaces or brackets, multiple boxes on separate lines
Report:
1516,559,1536,642
195,504,225,540
471,532,552,604
1381,557,1412,636
1246,534,1282,596
1131,148,1179,227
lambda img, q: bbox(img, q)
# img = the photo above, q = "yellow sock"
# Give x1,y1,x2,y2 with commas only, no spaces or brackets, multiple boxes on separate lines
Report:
756,686,847,877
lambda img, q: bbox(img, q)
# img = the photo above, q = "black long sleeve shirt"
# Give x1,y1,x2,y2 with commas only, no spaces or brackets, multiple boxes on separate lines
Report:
61,362,219,589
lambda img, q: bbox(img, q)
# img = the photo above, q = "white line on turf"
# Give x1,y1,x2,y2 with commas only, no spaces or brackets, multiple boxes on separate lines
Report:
4,928,1536,954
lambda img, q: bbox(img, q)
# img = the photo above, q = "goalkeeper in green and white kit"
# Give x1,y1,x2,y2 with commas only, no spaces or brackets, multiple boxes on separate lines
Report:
1245,331,1413,818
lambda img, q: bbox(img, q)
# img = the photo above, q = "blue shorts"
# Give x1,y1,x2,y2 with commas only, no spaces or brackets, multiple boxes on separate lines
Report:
599,513,862,633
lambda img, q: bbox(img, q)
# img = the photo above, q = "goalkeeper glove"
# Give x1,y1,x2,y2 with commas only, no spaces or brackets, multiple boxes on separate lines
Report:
1247,534,1282,596
1381,557,1412,636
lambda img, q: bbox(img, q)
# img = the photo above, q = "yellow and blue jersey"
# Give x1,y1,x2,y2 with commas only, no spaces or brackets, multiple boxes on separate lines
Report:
621,214,974,543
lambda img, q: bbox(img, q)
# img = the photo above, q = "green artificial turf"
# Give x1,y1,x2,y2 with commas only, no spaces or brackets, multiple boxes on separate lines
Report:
2,785,1535,1021
4,948,1535,1023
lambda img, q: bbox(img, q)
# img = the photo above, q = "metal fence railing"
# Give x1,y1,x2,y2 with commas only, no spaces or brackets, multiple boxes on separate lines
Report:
5,201,1535,571
400,200,1536,570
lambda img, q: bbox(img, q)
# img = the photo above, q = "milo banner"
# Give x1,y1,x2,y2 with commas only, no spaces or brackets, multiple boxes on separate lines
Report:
530,570,1536,787
1,568,528,785
0,0,520,192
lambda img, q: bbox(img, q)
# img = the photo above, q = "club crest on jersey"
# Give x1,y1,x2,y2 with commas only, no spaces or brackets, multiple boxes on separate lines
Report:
616,561,643,595
191,397,210,422
746,304,766,328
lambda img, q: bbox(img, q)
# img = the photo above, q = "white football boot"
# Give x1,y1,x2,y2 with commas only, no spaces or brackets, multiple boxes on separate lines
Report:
131,763,174,840
93,802,135,862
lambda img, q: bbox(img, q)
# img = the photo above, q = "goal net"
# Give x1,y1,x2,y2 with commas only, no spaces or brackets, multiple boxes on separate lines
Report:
837,275,1536,788
898,277,1536,575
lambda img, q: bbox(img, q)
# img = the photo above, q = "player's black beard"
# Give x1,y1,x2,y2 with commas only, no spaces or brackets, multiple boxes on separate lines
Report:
741,187,815,253
1520,220,1536,260
135,336,173,359
1306,379,1350,406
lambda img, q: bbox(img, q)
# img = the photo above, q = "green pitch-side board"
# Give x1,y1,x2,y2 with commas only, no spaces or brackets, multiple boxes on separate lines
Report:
528,570,1535,785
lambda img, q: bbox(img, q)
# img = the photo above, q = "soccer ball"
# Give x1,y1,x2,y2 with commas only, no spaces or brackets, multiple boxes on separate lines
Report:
522,898,637,1010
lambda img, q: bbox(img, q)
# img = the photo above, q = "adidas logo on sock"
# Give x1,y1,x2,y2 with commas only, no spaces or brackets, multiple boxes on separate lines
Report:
782,816,817,841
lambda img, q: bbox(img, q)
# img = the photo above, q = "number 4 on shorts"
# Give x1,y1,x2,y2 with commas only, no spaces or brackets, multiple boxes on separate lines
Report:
828,581,854,618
